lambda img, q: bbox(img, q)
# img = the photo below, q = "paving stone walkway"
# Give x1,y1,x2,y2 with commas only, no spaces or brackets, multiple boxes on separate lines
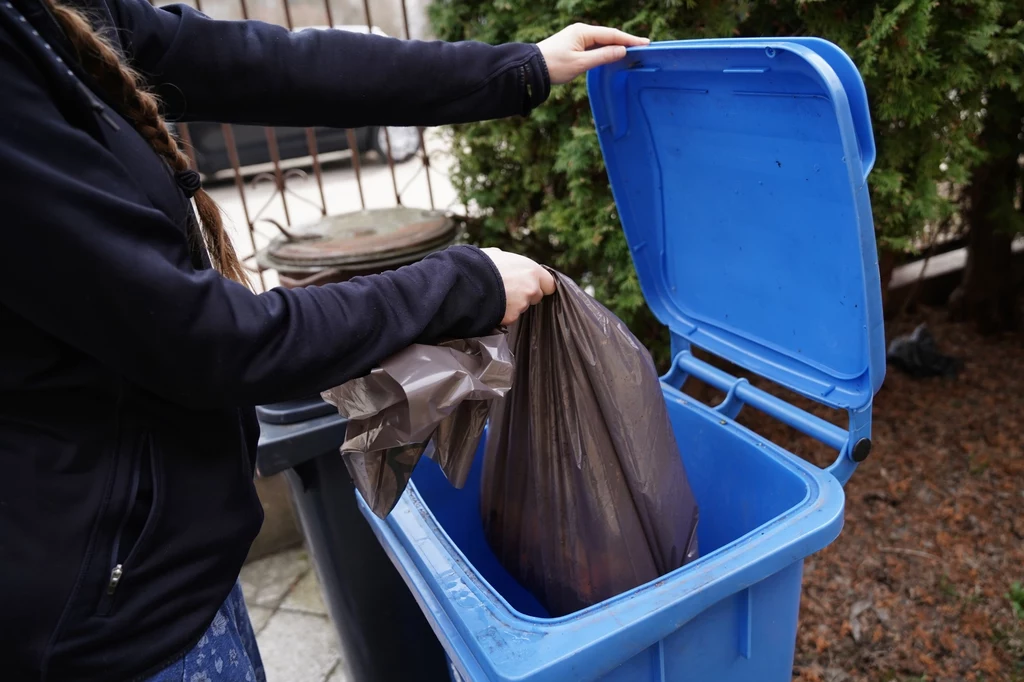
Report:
239,548,351,682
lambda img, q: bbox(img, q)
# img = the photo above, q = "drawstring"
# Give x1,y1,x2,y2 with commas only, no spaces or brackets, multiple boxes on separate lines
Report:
1,0,120,131
4,1,203,203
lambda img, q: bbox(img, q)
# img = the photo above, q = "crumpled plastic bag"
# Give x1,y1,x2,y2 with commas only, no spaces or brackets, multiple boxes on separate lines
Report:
321,335,513,517
886,323,963,378
479,270,699,616
323,269,700,617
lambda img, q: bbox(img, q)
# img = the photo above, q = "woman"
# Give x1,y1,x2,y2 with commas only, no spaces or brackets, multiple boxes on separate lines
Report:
0,0,645,679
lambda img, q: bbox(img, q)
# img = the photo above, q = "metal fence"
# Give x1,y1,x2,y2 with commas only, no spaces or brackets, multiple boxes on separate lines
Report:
155,0,449,291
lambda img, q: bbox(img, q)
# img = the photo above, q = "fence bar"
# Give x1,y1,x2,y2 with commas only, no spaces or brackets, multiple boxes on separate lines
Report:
156,0,446,281
223,124,268,290
415,134,434,209
381,128,403,205
276,0,328,221
361,0,402,206
346,137,367,208
305,128,329,216
399,0,410,37
198,0,270,288
263,128,293,226
151,0,267,290
223,126,254,230
345,129,367,209
345,139,367,207
280,0,293,31
398,0,434,209
317,0,366,211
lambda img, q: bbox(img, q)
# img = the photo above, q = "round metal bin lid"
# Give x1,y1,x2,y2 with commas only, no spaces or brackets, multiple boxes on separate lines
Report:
258,207,457,273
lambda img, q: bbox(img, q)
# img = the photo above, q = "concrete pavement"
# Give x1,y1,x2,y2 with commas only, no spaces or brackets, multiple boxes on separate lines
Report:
240,548,351,682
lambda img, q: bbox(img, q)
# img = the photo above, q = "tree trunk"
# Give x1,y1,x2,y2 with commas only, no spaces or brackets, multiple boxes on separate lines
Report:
948,89,1023,333
878,247,898,317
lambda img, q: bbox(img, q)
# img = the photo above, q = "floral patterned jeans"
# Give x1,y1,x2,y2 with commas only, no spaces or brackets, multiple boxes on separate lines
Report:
144,582,266,682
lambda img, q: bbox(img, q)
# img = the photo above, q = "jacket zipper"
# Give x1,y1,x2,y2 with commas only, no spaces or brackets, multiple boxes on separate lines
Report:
101,448,143,606
107,564,123,595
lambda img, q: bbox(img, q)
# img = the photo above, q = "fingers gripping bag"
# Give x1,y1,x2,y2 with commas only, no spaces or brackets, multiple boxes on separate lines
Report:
323,269,699,616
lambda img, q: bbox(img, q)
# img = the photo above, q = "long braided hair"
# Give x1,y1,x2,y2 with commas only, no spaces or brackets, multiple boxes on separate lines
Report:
46,0,251,287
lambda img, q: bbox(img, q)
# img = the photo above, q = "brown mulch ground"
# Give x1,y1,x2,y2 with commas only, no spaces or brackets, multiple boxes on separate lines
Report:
705,311,1024,682
435,305,1021,678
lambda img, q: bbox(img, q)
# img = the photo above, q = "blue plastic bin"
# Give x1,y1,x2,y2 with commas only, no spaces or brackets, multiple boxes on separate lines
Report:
358,38,885,682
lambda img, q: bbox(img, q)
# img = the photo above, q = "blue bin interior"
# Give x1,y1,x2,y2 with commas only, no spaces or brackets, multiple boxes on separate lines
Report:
410,385,811,619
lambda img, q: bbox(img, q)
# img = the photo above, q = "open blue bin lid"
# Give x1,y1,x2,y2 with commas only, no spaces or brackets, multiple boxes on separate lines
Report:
588,38,885,410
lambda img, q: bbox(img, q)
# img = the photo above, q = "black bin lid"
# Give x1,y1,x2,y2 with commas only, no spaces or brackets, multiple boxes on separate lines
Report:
256,397,336,425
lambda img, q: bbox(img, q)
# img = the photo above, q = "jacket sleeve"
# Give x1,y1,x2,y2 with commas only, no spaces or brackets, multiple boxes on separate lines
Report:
0,37,506,409
104,0,550,127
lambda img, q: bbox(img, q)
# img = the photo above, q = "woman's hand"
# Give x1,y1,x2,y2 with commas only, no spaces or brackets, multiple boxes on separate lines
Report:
482,248,557,326
538,24,650,85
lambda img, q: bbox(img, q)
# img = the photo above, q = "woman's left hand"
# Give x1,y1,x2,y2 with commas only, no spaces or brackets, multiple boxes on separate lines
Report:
538,24,650,85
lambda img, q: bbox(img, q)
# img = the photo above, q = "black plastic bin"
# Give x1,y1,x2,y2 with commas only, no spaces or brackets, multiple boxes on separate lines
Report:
256,397,450,682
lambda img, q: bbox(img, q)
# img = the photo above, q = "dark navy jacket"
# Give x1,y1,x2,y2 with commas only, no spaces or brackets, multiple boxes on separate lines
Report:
0,0,550,679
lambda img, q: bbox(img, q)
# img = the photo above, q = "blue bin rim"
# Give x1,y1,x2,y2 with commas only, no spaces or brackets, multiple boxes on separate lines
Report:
358,389,846,681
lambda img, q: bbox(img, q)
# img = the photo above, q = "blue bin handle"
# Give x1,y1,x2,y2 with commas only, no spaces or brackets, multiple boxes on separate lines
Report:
663,350,871,487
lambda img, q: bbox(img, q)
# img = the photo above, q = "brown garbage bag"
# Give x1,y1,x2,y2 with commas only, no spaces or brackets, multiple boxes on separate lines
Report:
324,270,699,617
321,335,513,518
480,270,699,616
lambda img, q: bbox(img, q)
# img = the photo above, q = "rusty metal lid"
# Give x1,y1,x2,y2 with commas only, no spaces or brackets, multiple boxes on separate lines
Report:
257,207,457,273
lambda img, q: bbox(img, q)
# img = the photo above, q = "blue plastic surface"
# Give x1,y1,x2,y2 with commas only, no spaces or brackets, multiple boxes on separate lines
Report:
358,38,885,682
361,389,845,681
587,38,885,412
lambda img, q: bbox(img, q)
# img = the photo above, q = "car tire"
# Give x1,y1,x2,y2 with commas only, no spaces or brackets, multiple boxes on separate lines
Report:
371,126,421,164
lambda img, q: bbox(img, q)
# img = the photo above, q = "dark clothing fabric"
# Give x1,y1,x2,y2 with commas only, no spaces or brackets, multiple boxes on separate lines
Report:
0,0,549,679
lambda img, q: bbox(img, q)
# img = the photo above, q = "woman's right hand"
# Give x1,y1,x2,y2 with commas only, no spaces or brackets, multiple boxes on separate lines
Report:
481,248,556,326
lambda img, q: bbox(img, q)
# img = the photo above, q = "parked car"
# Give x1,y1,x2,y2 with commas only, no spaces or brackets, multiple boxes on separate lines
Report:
175,25,422,177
